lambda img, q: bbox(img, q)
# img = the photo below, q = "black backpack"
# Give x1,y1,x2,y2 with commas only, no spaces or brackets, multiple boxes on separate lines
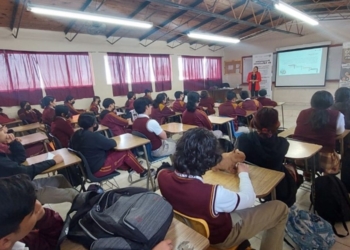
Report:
312,175,350,237
57,187,173,250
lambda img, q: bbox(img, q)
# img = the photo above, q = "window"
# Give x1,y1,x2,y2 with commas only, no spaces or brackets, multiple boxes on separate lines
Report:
151,55,172,92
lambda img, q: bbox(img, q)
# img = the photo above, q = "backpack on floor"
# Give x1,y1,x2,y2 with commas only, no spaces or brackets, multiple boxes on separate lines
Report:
285,205,335,250
57,187,173,250
341,153,350,193
311,175,350,237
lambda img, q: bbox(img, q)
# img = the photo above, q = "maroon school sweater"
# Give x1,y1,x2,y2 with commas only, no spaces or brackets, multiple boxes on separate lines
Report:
257,97,277,107
18,108,42,124
51,117,74,148
132,116,162,150
172,100,186,112
182,109,212,130
218,101,246,130
199,97,215,115
100,110,129,136
238,99,262,111
42,107,55,125
150,104,175,125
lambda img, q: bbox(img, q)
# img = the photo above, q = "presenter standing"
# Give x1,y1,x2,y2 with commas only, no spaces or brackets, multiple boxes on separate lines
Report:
247,66,262,97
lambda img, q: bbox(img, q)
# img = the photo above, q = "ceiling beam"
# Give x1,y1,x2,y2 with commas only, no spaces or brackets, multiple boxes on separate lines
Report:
64,0,93,34
167,0,246,43
138,0,203,41
10,0,20,30
292,0,346,7
106,1,151,38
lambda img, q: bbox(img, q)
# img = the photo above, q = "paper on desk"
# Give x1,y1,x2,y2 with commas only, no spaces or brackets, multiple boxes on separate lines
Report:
47,152,55,160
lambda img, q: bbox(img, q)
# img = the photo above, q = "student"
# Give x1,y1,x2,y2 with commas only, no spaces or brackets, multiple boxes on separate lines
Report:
238,91,262,111
182,92,223,139
199,90,215,115
100,98,132,136
0,108,16,124
0,175,64,250
64,95,85,116
172,91,186,112
218,91,249,133
0,124,78,204
294,91,345,174
144,89,153,101
158,128,288,250
18,101,42,124
331,87,350,129
236,108,298,207
183,90,189,103
89,96,102,115
125,91,136,119
151,93,175,124
70,113,151,178
133,97,176,157
51,105,74,148
41,96,56,125
257,89,277,107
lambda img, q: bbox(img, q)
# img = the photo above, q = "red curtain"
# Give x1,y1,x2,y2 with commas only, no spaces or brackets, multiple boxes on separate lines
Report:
181,56,205,91
0,51,43,107
151,54,172,92
35,52,94,101
128,54,152,94
107,53,129,96
206,57,222,89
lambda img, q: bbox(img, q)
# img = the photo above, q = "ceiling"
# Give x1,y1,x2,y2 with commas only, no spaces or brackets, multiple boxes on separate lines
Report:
1,0,349,50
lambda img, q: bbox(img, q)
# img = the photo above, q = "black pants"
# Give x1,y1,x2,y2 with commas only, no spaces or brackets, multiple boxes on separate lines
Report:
250,83,258,97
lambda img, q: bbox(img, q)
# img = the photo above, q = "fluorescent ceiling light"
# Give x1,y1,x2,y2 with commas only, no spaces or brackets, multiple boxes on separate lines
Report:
188,32,240,44
27,4,153,29
274,1,319,26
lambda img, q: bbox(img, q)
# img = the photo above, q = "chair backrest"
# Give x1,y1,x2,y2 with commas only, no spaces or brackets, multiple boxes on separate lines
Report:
173,210,210,238
131,130,158,162
48,133,63,150
220,116,242,139
130,109,138,122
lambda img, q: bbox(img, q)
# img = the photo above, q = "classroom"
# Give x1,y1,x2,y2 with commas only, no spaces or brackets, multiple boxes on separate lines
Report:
0,0,350,250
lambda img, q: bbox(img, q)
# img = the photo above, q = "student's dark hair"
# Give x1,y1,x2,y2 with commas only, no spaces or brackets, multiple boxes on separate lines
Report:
226,91,236,101
153,93,166,109
93,96,100,102
144,89,152,94
40,96,55,109
240,90,249,100
102,98,115,109
78,112,97,130
174,91,183,99
184,90,189,96
173,128,223,176
309,91,334,129
127,92,134,100
335,87,350,103
65,95,74,102
251,107,279,137
0,174,36,238
258,89,267,97
186,92,200,113
200,90,209,99
134,97,152,114
55,105,69,117
20,101,28,109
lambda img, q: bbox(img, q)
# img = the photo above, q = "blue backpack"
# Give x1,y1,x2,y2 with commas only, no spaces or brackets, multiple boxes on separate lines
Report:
285,206,335,250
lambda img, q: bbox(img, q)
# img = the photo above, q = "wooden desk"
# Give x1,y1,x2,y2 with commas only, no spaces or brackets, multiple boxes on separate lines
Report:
161,122,197,134
203,166,285,199
4,119,22,127
214,102,221,108
20,132,48,146
60,218,209,250
71,115,79,124
208,88,242,103
285,139,322,160
25,148,81,174
278,126,295,138
12,122,42,135
208,116,234,142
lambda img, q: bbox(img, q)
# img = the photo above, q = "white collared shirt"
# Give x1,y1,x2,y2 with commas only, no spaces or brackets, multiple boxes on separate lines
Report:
136,114,163,135
12,242,28,250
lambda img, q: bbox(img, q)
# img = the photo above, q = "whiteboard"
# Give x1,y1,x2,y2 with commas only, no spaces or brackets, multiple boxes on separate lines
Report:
242,45,342,83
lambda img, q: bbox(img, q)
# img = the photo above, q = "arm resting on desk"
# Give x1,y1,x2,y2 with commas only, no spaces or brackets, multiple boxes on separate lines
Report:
8,140,27,163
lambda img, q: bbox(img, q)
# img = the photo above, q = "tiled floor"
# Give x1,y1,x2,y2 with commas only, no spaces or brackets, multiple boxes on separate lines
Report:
47,103,350,250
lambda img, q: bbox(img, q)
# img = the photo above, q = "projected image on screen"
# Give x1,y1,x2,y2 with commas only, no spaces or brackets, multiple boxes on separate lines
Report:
278,48,323,76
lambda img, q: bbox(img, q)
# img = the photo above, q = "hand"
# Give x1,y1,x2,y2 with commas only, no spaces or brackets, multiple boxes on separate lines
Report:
53,154,64,164
236,162,249,174
127,118,133,126
5,133,16,144
152,240,173,250
2,126,8,133
15,137,22,142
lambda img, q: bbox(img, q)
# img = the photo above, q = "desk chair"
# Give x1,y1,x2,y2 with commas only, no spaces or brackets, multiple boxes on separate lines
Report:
68,148,120,191
48,133,63,150
174,210,252,250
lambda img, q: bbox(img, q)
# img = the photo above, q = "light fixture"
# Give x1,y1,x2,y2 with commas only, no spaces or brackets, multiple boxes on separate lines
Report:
274,0,319,26
187,32,240,44
27,4,153,29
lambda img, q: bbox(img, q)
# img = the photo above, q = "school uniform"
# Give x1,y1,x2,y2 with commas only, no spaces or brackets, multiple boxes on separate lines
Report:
0,113,15,124
199,97,215,115
257,97,277,107
238,99,262,111
42,107,55,125
125,99,135,112
151,104,175,124
144,94,153,102
51,117,74,148
18,108,42,124
172,100,186,112
218,101,248,132
64,102,84,116
100,110,130,136
331,101,350,129
89,102,101,115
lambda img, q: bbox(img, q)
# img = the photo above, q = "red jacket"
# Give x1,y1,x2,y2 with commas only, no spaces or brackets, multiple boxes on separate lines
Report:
64,102,84,116
238,99,262,111
257,97,277,107
89,102,100,115
42,107,55,125
199,97,215,115
51,117,75,148
125,99,135,112
0,113,15,124
172,100,186,112
218,101,246,130
18,108,42,124
247,71,262,91
100,110,129,136
151,104,175,125
20,208,63,250
182,109,212,130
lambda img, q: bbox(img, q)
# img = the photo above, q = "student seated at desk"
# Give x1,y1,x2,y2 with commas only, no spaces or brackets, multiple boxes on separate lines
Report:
236,108,299,207
51,105,74,148
64,95,85,116
218,91,249,133
0,108,16,124
238,91,262,111
151,93,175,124
199,90,215,115
133,97,176,157
125,91,136,119
294,91,345,174
182,92,223,139
172,91,186,112
331,87,350,129
70,113,151,178
144,89,153,102
18,101,42,124
89,96,102,115
41,96,56,126
257,89,277,107
158,128,288,250
0,175,64,250
0,124,78,204
100,98,132,136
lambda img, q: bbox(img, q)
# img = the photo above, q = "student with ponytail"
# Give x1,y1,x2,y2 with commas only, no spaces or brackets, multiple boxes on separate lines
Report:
151,93,175,124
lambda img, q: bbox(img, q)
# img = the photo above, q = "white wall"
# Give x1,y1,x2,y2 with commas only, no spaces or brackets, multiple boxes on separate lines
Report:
223,20,350,103
0,27,224,118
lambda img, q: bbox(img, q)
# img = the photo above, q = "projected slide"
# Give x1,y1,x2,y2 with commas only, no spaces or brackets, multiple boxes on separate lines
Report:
278,48,323,76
